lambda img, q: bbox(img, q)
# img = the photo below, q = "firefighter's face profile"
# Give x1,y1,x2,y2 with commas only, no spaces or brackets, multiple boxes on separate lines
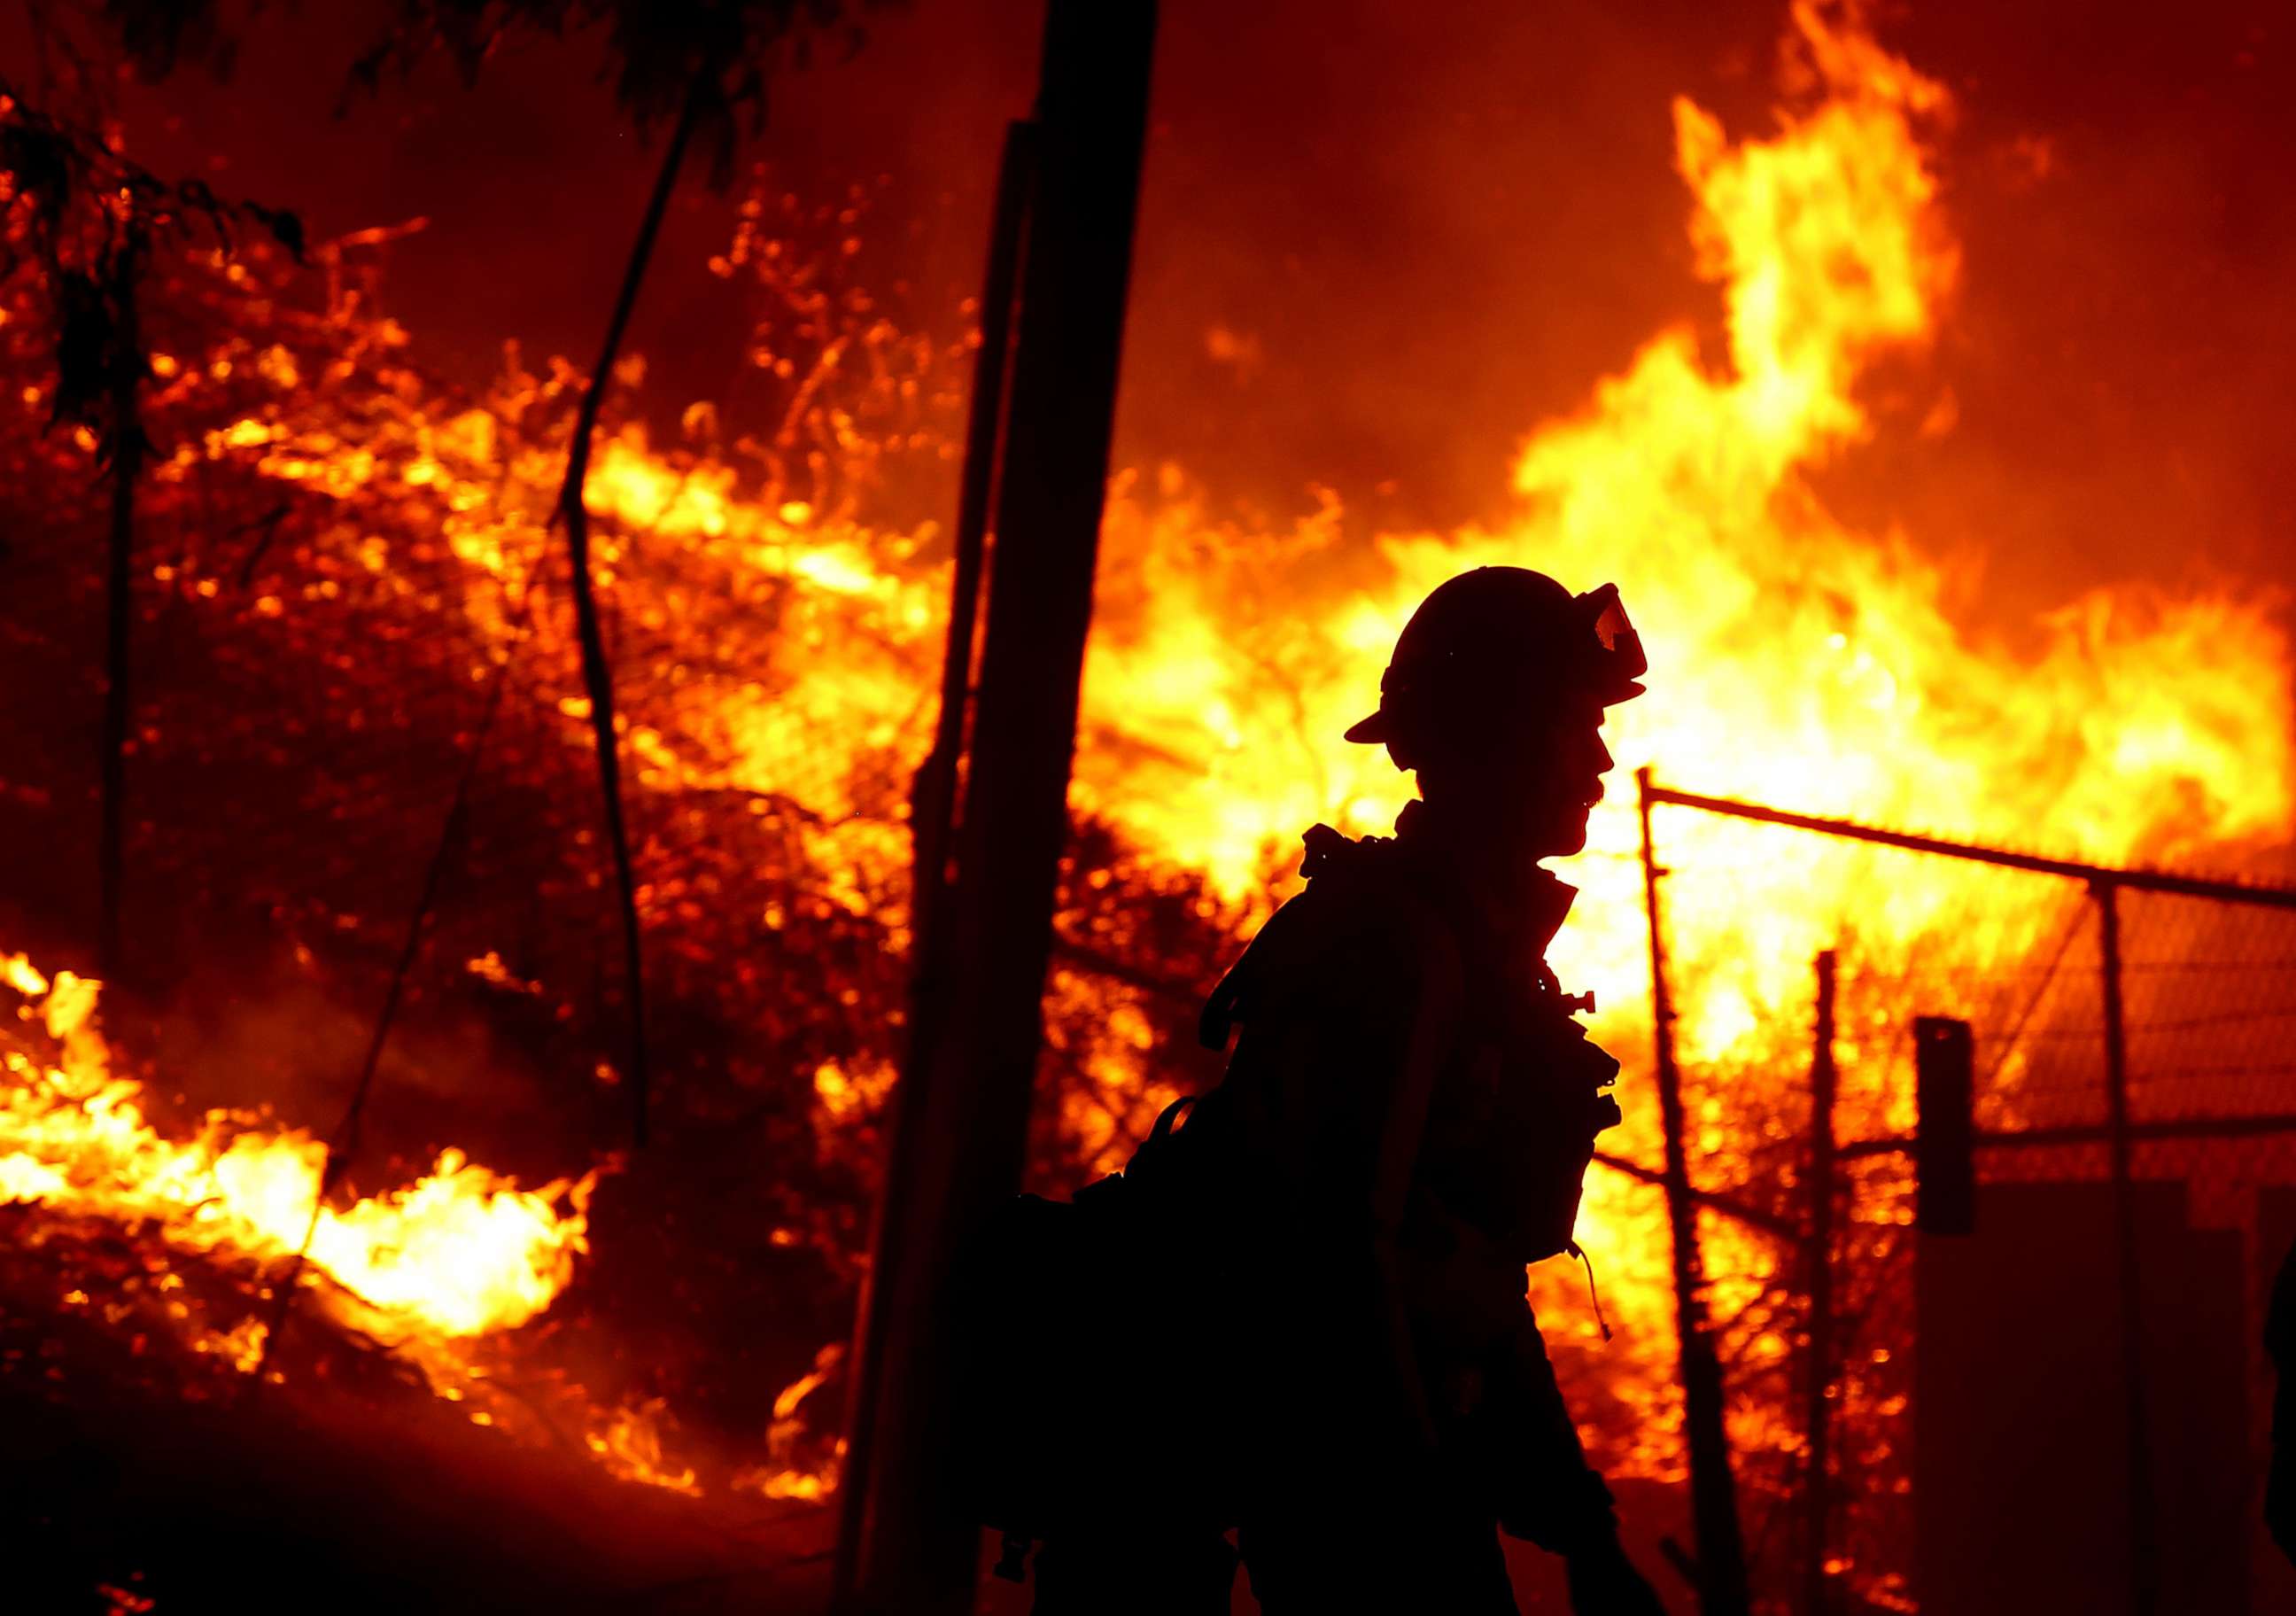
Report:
1516,694,1615,856
1423,688,1614,857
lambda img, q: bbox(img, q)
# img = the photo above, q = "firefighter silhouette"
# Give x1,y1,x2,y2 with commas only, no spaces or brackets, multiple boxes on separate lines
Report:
966,568,1666,1614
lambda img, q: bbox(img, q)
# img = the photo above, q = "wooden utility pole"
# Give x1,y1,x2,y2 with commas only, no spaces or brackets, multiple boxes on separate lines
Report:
832,115,1035,1607
1637,766,1752,1616
835,4,1159,1611
1804,949,1838,1616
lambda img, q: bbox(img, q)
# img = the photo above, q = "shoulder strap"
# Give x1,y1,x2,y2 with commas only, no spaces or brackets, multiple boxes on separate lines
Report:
1198,823,1377,1050
1198,957,1253,1051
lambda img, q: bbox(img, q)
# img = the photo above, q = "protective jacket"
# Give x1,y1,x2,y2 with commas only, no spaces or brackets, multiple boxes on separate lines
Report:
1165,799,1625,1598
964,800,1630,1612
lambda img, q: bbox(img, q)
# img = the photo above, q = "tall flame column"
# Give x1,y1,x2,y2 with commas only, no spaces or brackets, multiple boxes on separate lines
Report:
836,4,1160,1612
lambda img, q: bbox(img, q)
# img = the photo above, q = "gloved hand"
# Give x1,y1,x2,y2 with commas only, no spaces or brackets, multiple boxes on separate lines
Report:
1563,1534,1667,1616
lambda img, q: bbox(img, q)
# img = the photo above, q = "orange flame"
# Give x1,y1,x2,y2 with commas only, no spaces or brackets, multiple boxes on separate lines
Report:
0,950,594,1340
2,945,861,1503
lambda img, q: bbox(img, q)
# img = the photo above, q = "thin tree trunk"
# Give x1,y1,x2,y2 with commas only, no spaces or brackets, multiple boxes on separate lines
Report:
556,74,708,1149
252,594,536,1388
97,228,146,981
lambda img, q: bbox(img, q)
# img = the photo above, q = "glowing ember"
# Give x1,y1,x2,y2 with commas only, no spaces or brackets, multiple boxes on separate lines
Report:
585,1397,703,1496
734,1342,848,1503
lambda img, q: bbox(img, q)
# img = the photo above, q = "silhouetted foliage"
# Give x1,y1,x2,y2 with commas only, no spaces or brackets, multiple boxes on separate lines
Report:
346,0,896,187
63,0,909,1134
1,74,305,972
0,76,304,439
97,0,242,82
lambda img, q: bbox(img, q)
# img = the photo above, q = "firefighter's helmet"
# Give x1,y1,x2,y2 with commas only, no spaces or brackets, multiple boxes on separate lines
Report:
1342,567,1645,768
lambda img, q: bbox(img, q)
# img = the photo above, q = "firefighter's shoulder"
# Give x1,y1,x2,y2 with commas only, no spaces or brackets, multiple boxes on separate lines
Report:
1198,823,1458,1049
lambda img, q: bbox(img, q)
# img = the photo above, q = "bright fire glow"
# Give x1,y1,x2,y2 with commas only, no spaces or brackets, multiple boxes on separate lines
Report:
1,0,2284,1566
0,951,593,1340
1067,0,2294,1508
0,944,838,1503
1064,2,2288,1410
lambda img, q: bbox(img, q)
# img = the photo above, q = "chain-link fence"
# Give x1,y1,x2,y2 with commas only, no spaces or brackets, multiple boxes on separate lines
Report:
1637,774,2296,1615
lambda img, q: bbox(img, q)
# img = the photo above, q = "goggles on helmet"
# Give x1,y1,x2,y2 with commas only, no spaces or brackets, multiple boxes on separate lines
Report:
1578,582,1648,703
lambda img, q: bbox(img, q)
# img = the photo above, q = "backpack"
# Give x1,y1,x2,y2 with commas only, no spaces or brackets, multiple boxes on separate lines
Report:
948,1096,1232,1567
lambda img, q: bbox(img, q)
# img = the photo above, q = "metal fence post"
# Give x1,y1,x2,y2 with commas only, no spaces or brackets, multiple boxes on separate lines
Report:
1805,949,1838,1616
2095,877,2160,1616
1638,766,1752,1616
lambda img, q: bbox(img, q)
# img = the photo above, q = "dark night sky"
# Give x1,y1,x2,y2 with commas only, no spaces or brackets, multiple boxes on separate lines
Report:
15,0,2296,631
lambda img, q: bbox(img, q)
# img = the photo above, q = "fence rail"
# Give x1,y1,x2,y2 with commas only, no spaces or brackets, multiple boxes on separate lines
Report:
1643,782,2296,908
